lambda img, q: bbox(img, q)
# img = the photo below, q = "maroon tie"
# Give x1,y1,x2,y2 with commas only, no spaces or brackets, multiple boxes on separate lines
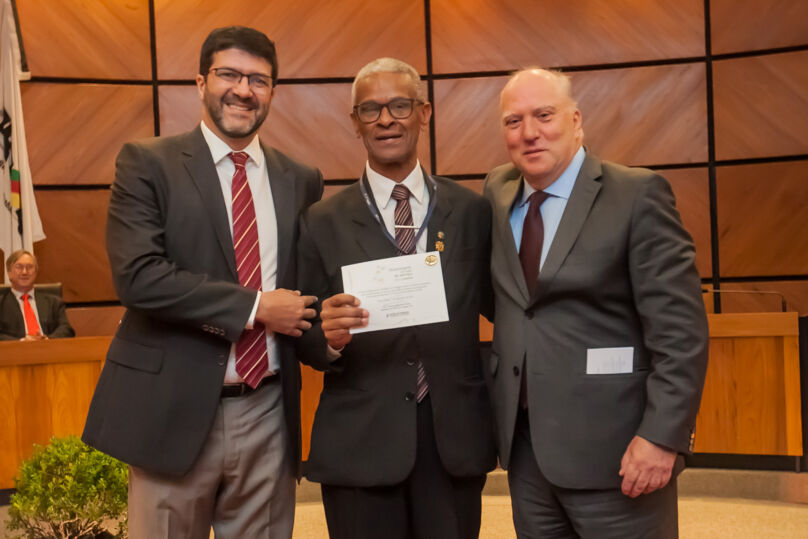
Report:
230,151,269,388
391,185,428,402
517,190,549,407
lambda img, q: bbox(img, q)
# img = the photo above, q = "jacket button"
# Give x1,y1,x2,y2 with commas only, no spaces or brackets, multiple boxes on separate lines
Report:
525,311,534,320
404,392,414,401
513,366,520,376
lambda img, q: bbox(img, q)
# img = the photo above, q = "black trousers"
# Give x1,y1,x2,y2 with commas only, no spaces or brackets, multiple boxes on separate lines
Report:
508,408,678,539
321,395,486,539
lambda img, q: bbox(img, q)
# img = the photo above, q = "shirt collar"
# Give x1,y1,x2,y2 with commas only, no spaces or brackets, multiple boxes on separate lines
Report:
200,121,264,169
517,146,586,207
365,161,426,210
11,288,33,300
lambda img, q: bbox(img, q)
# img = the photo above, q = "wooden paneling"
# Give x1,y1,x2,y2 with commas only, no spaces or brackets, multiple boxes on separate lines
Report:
714,51,808,160
0,338,110,489
717,161,808,277
16,0,150,79
160,84,431,180
695,313,802,455
431,0,704,73
34,191,115,303
706,281,808,316
300,365,322,460
661,168,711,278
435,64,707,176
22,83,154,185
155,0,426,79
711,0,808,54
66,306,125,337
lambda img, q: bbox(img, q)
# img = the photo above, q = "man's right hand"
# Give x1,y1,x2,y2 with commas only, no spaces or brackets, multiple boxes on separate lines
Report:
320,293,368,350
255,289,317,337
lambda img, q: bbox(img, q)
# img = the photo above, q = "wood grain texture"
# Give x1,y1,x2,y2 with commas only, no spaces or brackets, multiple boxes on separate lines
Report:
22,83,154,185
707,312,799,338
431,0,704,73
160,84,431,180
717,161,808,277
435,64,707,175
711,0,808,54
659,168,711,278
66,306,126,337
707,281,808,316
300,365,323,460
713,51,808,160
16,0,151,79
155,0,425,79
34,191,115,303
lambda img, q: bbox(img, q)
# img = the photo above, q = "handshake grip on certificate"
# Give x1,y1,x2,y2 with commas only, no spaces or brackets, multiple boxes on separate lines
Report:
319,293,370,350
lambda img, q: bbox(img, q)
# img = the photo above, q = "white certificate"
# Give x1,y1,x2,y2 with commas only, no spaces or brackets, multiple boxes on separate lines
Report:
341,251,449,334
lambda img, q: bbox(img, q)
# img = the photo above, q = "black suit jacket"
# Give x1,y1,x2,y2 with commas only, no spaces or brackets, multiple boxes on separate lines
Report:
82,127,323,477
296,174,497,486
0,288,74,340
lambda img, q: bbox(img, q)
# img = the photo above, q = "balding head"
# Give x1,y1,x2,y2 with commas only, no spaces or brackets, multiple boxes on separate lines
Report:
499,68,583,190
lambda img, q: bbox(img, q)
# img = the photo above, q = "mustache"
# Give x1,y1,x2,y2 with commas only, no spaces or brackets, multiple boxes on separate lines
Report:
223,94,257,108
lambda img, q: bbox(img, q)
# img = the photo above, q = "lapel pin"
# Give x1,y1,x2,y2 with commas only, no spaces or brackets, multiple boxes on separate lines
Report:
436,231,445,252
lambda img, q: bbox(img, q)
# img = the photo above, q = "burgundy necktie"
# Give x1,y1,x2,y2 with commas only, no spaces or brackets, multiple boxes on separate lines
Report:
22,294,41,336
230,151,269,388
391,184,429,402
517,190,550,407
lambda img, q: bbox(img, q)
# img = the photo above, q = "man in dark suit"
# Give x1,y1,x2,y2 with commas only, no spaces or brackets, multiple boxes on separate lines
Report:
484,68,709,538
1,249,74,340
82,27,322,538
296,57,496,539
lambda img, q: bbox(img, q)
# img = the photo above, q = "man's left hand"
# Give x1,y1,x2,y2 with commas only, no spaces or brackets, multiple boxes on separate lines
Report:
618,435,676,498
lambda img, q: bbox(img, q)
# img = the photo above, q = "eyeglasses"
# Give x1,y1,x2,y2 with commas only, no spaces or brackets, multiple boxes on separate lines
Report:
12,264,35,272
208,67,273,92
353,98,423,123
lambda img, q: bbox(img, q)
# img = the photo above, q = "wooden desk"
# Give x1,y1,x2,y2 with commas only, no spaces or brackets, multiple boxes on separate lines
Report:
0,337,110,489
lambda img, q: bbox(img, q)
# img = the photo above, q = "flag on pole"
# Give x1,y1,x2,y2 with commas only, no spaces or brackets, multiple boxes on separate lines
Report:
1,0,44,272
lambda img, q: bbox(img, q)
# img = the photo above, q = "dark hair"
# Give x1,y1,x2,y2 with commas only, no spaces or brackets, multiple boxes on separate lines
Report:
199,26,279,87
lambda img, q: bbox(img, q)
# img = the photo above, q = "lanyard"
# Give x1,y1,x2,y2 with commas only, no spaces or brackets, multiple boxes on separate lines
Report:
359,170,438,254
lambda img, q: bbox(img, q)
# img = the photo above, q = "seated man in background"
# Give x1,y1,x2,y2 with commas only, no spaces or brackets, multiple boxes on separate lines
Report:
0,249,75,340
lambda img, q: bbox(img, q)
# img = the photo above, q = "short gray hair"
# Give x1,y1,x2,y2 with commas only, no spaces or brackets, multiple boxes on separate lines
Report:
351,57,425,105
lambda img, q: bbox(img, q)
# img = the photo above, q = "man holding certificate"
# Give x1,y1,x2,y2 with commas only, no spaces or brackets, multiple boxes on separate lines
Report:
296,58,497,539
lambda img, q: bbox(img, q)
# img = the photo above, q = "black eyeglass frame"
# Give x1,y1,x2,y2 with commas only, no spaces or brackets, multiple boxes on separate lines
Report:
207,67,275,90
352,98,424,123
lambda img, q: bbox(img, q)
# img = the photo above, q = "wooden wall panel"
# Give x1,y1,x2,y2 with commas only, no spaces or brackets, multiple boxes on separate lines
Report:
22,83,153,185
34,191,115,303
16,0,151,79
711,0,808,54
714,51,808,160
66,306,125,337
717,161,808,277
431,0,704,73
160,84,431,180
706,281,808,316
661,168,711,278
155,0,426,79
435,64,707,176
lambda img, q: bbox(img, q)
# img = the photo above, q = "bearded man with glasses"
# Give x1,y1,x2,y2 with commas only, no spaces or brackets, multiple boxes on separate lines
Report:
296,57,497,539
83,26,323,539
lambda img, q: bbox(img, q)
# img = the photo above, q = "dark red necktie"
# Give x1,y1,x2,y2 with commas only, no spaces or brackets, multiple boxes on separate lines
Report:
517,190,549,407
391,184,428,402
229,151,269,388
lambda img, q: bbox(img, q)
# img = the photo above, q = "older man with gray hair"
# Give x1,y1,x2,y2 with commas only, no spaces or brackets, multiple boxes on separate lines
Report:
484,68,708,538
296,57,496,539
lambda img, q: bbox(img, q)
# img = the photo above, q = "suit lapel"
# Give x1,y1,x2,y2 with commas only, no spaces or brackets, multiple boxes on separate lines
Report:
265,146,296,287
529,154,603,307
494,170,531,303
183,127,238,281
424,174,453,261
349,178,398,259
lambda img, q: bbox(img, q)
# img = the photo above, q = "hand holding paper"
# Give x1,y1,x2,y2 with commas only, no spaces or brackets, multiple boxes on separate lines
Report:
320,293,369,349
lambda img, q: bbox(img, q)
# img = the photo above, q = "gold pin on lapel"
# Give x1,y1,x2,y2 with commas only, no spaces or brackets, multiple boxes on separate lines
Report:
435,231,445,252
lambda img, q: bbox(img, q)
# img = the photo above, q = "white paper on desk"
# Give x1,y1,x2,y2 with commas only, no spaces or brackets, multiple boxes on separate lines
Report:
586,347,634,374
341,251,449,334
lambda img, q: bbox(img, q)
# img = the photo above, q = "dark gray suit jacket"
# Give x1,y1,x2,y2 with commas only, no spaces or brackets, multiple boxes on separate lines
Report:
82,127,323,477
0,288,74,340
484,152,709,489
296,175,497,486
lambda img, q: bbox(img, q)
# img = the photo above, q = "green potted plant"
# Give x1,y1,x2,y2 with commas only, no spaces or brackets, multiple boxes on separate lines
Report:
5,435,128,538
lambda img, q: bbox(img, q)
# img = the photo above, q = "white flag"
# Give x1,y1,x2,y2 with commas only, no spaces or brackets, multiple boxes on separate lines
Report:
1,0,44,273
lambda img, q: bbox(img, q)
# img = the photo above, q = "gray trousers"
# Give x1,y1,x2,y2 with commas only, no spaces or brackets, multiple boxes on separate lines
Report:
508,410,678,539
128,379,295,539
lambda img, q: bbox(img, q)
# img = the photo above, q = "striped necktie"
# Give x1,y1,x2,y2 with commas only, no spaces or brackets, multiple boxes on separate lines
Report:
230,151,269,388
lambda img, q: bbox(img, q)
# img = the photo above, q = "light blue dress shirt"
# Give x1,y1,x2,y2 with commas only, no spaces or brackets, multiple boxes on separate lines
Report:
510,146,586,270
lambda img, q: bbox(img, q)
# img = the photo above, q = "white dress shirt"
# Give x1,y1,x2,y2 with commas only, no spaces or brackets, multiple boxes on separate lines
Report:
365,161,429,254
200,121,280,382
